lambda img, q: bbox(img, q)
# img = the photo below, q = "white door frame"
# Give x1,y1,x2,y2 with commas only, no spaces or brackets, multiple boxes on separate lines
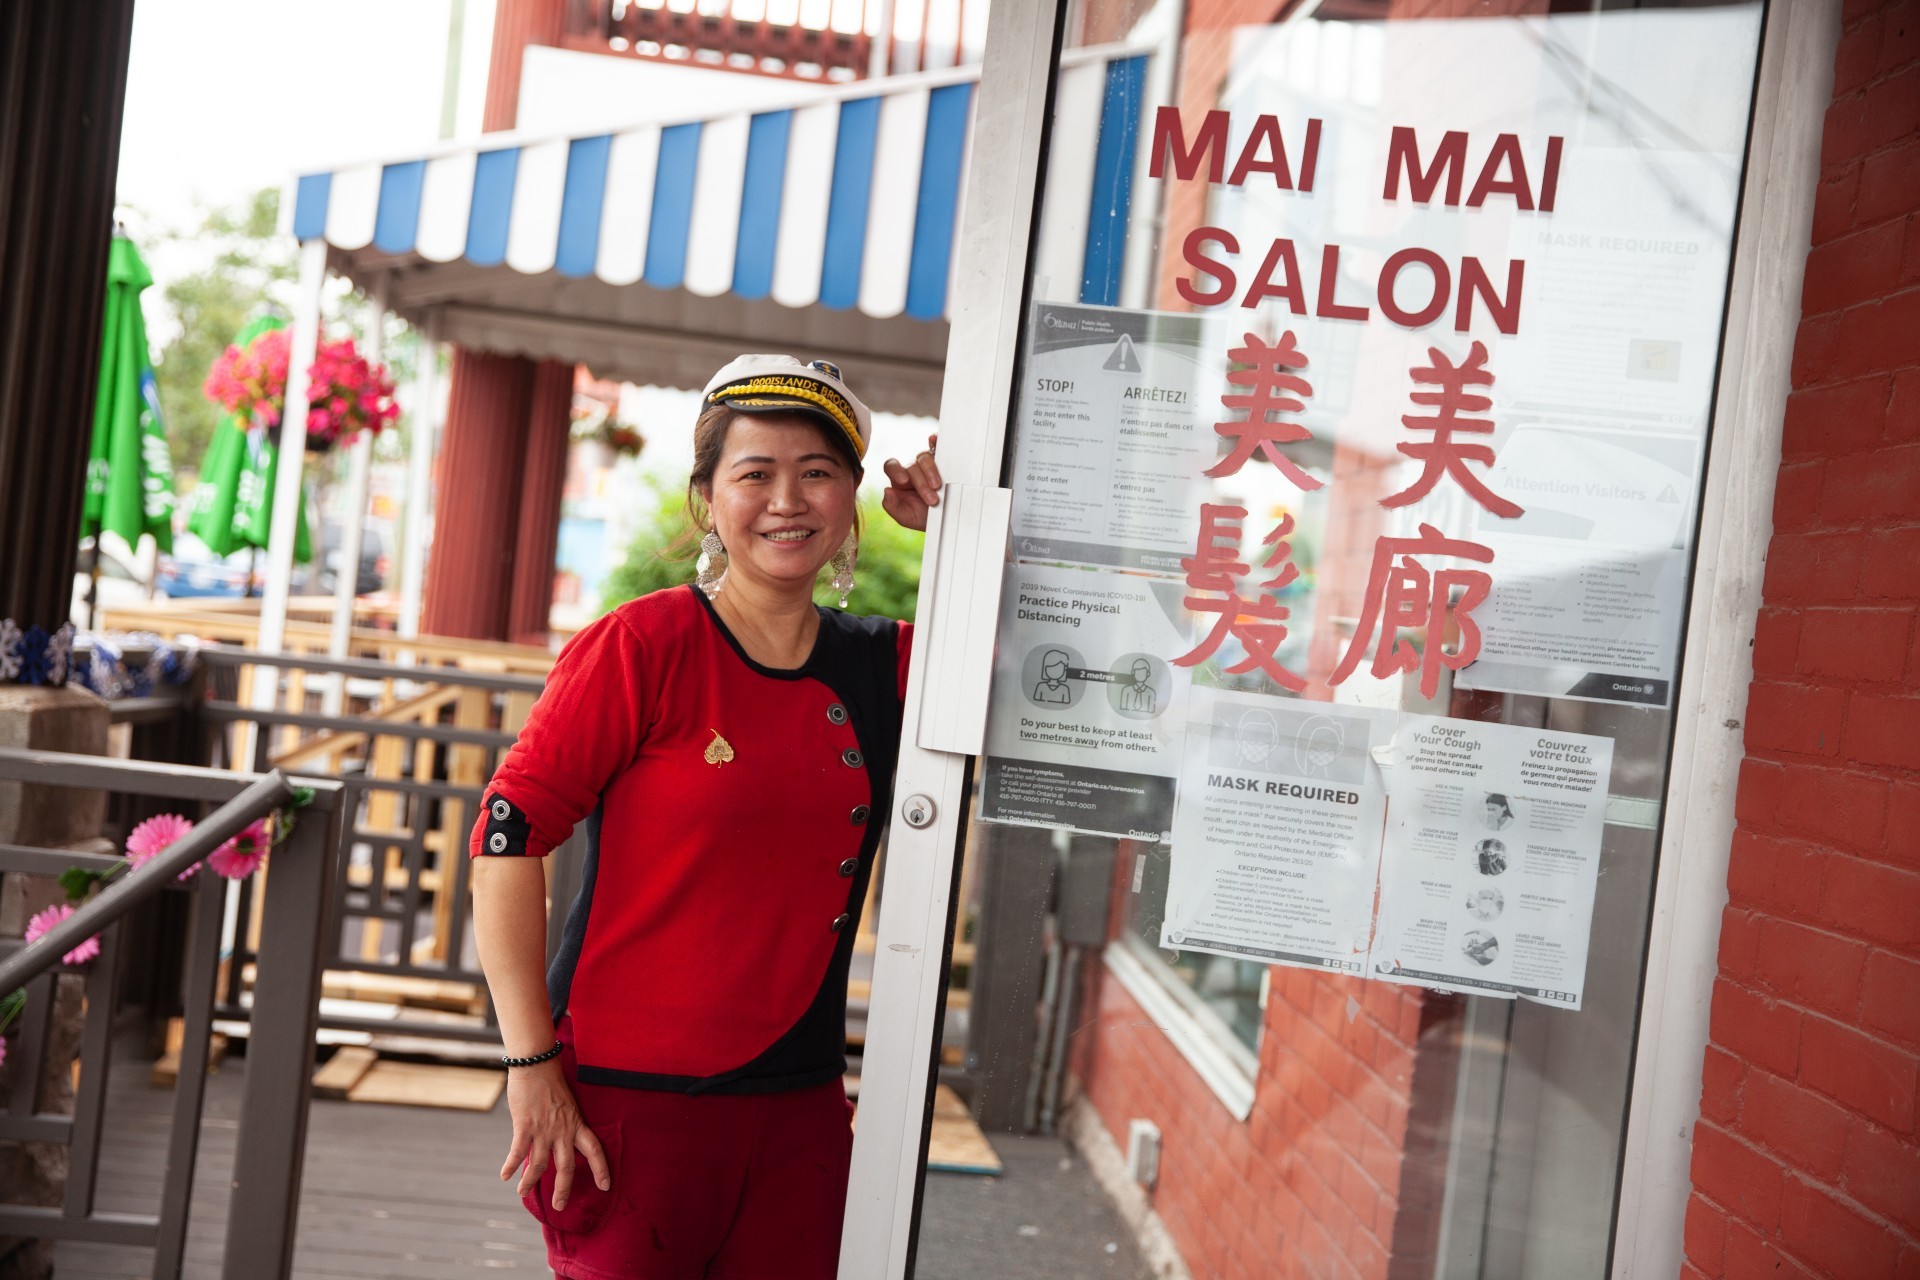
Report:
844,0,1842,1276
1612,1,1838,1274
839,0,1066,1273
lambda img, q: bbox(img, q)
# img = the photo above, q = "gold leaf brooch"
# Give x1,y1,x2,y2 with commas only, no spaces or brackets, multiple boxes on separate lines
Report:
704,730,736,767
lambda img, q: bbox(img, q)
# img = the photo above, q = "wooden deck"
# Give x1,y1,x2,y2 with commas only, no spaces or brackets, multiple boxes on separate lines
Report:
54,1048,1152,1280
58,1053,547,1280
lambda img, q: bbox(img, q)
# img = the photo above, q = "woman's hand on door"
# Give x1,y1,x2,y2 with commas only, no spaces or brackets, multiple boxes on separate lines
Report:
881,434,943,532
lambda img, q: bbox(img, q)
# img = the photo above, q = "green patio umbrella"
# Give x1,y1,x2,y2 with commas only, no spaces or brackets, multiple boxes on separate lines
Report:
184,315,312,564
83,234,176,554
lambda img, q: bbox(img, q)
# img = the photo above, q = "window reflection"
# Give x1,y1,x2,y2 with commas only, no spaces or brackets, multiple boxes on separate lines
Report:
1126,840,1267,1052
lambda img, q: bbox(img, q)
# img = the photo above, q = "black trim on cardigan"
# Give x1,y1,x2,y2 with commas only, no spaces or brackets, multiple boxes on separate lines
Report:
545,804,603,1018
479,794,534,857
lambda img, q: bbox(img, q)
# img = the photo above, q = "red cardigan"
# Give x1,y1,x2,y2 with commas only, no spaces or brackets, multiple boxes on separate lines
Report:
471,584,912,1094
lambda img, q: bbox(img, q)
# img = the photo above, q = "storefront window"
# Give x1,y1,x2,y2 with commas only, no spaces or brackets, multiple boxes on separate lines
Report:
926,1,1768,1275
1125,839,1267,1053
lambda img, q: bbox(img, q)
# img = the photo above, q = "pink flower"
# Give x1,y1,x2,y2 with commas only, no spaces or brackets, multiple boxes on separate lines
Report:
24,904,101,967
0,1036,7,1070
203,328,396,445
208,819,271,880
203,328,293,426
125,813,193,869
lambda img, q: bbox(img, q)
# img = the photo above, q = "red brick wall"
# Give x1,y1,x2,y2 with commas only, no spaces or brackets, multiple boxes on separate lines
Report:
1150,0,1297,312
1074,962,1455,1280
1073,846,1461,1280
1682,5,1920,1278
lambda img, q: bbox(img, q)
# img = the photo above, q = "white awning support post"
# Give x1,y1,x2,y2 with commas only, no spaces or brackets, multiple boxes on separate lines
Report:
245,237,328,757
324,273,388,714
398,313,441,649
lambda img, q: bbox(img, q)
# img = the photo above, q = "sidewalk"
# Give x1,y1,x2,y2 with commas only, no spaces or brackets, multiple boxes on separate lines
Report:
918,1133,1154,1279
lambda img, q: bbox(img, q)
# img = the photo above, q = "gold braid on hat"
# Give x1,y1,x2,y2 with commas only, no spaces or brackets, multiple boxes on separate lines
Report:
709,375,864,456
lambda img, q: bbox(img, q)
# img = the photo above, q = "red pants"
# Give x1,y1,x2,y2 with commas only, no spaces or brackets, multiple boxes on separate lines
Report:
521,1020,854,1280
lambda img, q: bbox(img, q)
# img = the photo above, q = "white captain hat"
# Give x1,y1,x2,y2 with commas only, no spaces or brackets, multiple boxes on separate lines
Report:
702,355,873,461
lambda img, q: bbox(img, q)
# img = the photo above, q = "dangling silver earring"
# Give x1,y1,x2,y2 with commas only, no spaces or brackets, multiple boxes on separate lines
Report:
696,529,728,597
829,532,857,608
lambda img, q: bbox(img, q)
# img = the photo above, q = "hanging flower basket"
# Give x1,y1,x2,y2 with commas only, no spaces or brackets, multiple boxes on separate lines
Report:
569,405,646,458
204,327,399,453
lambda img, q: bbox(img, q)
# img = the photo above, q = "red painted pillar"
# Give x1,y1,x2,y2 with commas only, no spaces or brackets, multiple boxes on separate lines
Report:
422,351,533,639
482,0,564,132
419,0,575,642
506,360,575,643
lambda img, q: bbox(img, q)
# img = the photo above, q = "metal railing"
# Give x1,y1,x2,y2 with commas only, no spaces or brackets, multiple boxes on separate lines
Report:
563,0,876,80
0,747,344,1279
197,646,579,1049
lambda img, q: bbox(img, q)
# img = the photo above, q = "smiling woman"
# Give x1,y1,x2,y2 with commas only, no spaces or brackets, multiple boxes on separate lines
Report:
688,359,871,631
467,354,940,1280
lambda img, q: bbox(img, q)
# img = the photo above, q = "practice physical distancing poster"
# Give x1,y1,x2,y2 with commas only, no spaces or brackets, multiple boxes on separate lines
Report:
978,9,1759,1010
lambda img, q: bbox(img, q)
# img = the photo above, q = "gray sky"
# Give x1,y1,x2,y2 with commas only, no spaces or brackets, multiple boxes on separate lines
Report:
117,0,486,244
114,0,933,483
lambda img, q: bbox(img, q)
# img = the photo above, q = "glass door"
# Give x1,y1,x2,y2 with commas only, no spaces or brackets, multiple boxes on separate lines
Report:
879,1,1777,1277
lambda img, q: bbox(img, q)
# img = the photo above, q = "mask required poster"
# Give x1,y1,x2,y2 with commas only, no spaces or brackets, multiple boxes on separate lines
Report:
1160,692,1391,975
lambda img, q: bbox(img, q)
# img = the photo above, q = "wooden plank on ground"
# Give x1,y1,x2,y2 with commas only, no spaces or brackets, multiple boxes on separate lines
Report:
929,1090,1006,1174
148,1016,227,1088
312,1046,378,1099
347,1060,505,1112
849,1084,1000,1177
928,1084,1003,1175
321,970,487,1014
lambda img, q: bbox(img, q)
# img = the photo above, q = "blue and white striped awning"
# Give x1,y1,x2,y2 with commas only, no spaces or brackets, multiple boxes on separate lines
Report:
289,47,1149,414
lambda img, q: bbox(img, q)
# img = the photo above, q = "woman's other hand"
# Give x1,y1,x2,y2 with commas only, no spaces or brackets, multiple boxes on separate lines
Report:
502,1058,611,1210
881,434,942,532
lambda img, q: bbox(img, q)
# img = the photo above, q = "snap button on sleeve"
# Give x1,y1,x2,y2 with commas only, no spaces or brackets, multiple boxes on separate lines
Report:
480,794,531,856
827,703,848,725
830,913,852,932
850,805,870,825
839,857,859,876
841,749,863,768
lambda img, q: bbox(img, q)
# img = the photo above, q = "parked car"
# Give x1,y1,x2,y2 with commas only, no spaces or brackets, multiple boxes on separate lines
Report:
296,520,392,597
155,533,256,599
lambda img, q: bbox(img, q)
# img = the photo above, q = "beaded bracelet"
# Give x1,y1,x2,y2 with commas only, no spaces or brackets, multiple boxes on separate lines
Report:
502,1041,564,1068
